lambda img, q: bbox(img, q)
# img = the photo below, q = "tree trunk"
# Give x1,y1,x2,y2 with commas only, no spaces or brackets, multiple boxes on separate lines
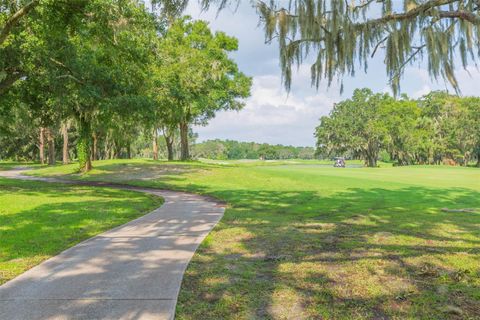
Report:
78,117,92,172
45,128,55,165
179,122,189,161
113,142,120,159
164,134,174,161
365,143,377,167
92,133,97,161
127,143,132,159
62,123,69,164
463,153,469,167
109,141,115,159
367,156,377,167
39,127,45,164
152,128,159,160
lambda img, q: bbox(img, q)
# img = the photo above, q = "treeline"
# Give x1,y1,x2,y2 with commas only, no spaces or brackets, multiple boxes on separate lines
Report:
192,140,316,160
316,89,480,167
0,2,251,171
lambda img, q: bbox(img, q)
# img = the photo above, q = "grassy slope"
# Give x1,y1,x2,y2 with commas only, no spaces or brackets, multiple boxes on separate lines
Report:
30,160,480,319
0,177,163,285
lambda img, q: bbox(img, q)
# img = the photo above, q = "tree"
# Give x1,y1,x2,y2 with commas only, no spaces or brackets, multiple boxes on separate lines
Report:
315,89,480,167
316,89,391,167
0,92,41,160
33,0,157,171
460,97,480,167
257,0,480,95
382,97,421,165
151,17,251,161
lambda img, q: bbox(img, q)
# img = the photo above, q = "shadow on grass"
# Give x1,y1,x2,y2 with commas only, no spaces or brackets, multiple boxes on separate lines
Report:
0,179,162,285
0,176,224,320
175,185,480,319
37,160,217,183
7,166,480,319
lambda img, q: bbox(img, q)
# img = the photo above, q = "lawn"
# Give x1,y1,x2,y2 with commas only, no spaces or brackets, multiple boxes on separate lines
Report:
29,160,480,319
0,161,45,171
0,177,163,285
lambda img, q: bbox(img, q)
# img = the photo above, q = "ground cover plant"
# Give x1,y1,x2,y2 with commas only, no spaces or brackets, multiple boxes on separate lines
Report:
30,159,480,319
0,177,163,285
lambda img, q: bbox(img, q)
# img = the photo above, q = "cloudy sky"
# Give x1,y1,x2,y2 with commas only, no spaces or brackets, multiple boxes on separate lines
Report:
181,2,480,147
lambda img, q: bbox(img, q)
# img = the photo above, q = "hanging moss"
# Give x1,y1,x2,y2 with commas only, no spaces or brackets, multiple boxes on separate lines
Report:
255,0,480,95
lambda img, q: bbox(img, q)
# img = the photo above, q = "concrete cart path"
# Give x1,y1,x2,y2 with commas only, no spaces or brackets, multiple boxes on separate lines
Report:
0,168,225,320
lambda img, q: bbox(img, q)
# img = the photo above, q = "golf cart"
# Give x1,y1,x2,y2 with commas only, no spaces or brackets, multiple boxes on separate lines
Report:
334,157,346,168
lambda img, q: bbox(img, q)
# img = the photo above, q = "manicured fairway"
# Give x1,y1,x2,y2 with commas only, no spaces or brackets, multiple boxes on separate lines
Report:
0,177,163,285
31,160,480,319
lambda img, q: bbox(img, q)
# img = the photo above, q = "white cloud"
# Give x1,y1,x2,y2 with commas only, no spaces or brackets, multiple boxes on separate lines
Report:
194,70,339,146
453,65,480,96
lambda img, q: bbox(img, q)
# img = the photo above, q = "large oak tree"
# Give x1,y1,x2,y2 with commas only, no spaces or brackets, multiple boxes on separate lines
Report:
150,17,251,161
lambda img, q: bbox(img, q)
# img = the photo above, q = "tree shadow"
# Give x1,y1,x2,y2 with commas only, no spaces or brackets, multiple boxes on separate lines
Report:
0,180,162,285
4,166,480,319
175,186,480,319
42,160,218,184
0,187,223,320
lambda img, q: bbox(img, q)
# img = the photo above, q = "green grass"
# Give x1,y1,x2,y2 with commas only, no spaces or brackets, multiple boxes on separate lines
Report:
198,158,377,167
0,161,45,171
29,159,480,319
0,177,163,285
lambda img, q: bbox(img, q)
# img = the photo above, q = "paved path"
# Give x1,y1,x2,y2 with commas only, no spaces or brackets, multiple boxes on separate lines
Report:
0,168,225,320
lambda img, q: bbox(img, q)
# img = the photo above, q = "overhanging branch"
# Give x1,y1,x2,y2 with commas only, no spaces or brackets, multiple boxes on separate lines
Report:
0,0,40,46
0,71,25,95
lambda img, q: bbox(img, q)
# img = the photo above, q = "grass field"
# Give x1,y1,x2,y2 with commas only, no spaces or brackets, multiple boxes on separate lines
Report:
0,177,163,285
26,160,480,319
0,161,45,171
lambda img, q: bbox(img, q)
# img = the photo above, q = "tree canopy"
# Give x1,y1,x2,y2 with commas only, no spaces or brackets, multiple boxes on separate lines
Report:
150,17,251,161
316,89,480,167
0,1,251,170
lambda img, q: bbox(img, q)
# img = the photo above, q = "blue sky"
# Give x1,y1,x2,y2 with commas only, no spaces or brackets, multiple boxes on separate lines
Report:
181,2,480,147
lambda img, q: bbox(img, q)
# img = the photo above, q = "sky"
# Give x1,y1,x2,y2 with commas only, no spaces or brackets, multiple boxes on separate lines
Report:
179,2,480,147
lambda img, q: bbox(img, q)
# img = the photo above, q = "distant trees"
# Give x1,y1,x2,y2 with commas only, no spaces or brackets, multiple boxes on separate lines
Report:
316,89,480,167
192,140,316,160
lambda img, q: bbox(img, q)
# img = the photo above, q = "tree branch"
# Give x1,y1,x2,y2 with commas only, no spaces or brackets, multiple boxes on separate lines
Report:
389,44,426,84
0,71,24,95
371,36,389,58
356,0,458,28
0,0,40,46
438,10,480,24
49,58,85,84
56,74,85,84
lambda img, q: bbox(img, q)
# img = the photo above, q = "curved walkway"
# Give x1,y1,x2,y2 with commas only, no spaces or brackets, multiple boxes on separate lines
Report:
0,168,225,320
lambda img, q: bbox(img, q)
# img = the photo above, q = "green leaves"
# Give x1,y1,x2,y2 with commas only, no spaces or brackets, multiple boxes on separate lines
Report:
316,89,480,166
149,17,251,159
